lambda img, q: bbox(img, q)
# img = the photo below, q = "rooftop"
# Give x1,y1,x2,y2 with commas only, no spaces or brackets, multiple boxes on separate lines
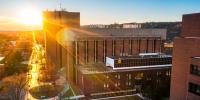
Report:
58,28,167,40
76,63,171,75
192,56,200,59
108,53,172,60
90,94,144,100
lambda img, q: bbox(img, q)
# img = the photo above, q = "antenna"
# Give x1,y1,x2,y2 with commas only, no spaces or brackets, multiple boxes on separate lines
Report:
58,0,66,11
59,2,62,10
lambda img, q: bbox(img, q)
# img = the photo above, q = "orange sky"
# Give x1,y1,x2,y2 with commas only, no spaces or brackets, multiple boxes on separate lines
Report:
0,0,200,31
0,18,42,31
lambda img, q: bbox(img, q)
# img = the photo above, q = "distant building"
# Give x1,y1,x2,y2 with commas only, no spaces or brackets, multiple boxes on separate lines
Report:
82,24,107,28
170,13,200,100
82,23,142,29
76,53,172,98
122,23,142,28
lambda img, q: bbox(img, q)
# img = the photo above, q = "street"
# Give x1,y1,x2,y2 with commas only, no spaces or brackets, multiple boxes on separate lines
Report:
26,32,46,100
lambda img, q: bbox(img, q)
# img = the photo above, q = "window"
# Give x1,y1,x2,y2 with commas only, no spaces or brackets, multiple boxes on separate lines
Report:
126,82,128,86
129,74,132,79
118,82,120,86
157,72,161,76
104,83,109,88
106,84,109,88
106,75,109,79
129,82,131,86
115,82,120,87
118,74,120,79
126,81,131,86
135,73,143,80
115,83,117,87
190,64,200,76
126,74,132,79
189,82,200,96
104,84,106,88
166,71,171,76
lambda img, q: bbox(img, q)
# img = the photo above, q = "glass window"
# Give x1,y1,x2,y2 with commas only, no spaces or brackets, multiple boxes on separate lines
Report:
189,82,200,96
190,64,200,76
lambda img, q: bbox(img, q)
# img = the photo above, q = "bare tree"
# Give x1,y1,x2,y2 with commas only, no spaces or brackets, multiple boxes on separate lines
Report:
2,73,29,100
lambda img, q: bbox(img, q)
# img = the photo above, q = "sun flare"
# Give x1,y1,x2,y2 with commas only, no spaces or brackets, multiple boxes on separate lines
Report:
18,8,42,26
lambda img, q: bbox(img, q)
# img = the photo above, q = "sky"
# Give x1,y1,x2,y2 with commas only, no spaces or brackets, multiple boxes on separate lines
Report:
0,0,200,31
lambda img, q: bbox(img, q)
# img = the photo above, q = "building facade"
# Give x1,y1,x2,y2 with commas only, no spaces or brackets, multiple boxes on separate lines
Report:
122,23,142,28
43,10,80,71
43,11,167,84
76,53,172,99
58,28,166,83
170,13,200,100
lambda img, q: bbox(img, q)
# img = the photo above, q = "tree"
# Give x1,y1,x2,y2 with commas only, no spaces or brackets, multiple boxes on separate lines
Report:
1,73,29,100
3,50,28,76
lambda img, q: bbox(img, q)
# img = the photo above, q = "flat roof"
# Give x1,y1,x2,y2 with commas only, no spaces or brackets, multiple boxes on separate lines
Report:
43,10,80,14
91,94,144,100
183,13,200,17
107,54,172,60
193,57,200,59
192,56,200,59
60,28,167,40
76,63,171,75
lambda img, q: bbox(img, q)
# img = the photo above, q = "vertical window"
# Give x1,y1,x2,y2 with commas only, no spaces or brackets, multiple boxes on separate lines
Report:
75,41,78,64
122,40,125,53
153,39,156,52
129,81,131,86
104,83,109,88
129,74,132,79
103,40,106,62
106,75,109,79
112,40,115,56
189,82,200,96
190,64,200,76
129,40,132,55
96,41,98,62
138,39,141,52
84,41,86,64
146,39,149,53
118,74,120,79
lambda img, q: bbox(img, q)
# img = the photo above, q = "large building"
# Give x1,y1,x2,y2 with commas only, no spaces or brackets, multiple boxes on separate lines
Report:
55,28,167,83
170,13,200,100
43,10,80,70
76,53,172,99
43,10,167,84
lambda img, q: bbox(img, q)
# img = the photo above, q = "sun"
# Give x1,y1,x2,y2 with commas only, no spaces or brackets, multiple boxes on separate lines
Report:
18,8,42,26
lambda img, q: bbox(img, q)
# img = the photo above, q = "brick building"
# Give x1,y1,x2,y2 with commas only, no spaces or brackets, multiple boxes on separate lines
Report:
76,53,172,98
43,11,167,84
170,13,200,100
